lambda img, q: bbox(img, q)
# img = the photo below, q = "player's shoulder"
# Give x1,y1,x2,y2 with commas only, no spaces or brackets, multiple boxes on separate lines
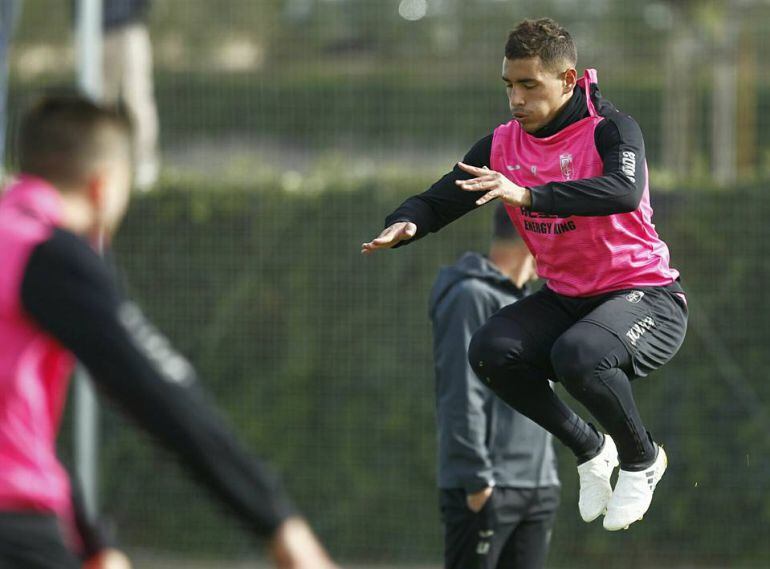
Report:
21,229,121,328
32,228,100,266
599,108,641,129
26,228,112,290
596,107,644,146
591,85,642,130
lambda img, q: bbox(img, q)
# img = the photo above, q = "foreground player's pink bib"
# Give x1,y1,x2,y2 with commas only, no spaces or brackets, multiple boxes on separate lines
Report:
0,177,74,522
491,69,678,297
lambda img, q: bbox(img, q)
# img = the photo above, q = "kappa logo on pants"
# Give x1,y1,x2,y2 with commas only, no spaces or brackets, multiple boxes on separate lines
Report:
626,290,645,303
626,316,655,346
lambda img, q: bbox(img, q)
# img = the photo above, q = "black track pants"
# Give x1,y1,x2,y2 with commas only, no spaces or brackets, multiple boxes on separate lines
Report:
0,512,80,569
468,282,687,468
441,486,560,569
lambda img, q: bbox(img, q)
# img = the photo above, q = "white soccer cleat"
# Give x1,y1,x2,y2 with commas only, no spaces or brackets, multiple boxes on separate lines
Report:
577,434,619,522
603,446,668,531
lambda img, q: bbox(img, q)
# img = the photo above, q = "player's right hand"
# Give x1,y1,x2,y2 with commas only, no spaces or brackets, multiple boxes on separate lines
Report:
360,222,417,255
270,517,339,569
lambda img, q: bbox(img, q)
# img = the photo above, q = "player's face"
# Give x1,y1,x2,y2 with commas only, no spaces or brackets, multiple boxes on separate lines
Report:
88,142,132,238
502,56,576,134
100,154,132,235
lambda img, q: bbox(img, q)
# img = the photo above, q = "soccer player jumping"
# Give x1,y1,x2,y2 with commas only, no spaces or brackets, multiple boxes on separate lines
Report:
362,18,687,531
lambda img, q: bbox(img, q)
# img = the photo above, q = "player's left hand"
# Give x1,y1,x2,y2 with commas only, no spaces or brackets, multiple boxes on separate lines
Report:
83,548,133,569
455,162,532,208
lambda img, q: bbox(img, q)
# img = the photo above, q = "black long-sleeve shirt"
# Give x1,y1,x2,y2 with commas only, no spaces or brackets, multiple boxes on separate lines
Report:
70,476,113,558
20,228,296,539
385,85,647,244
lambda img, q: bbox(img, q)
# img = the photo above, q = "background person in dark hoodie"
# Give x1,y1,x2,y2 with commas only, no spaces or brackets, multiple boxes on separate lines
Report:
430,203,560,569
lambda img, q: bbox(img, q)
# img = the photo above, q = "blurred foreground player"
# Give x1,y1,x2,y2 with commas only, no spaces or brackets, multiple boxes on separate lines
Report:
431,204,560,569
363,18,687,531
0,95,337,569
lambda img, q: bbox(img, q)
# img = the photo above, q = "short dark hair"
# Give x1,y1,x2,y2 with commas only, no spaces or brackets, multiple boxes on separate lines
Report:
493,202,521,242
505,18,577,71
16,93,132,189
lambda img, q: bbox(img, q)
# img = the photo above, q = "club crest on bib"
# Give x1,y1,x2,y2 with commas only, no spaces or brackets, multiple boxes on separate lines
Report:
626,290,645,303
560,153,574,180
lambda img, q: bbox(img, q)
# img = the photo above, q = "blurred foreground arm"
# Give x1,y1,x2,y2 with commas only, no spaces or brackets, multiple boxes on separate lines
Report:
21,229,336,567
271,518,338,569
81,525,338,569
83,549,132,569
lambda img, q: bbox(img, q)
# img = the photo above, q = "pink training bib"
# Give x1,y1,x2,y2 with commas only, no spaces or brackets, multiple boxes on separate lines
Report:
0,177,75,531
490,69,678,297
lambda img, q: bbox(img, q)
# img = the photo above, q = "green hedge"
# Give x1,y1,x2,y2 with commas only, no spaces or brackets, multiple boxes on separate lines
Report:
90,178,770,566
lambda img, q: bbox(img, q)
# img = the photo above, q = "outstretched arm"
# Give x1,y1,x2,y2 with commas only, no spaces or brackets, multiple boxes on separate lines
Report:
361,135,492,254
21,229,337,568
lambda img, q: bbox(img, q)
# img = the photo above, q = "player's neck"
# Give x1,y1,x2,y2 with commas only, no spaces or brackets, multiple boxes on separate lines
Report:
508,261,533,289
532,87,584,138
489,245,531,289
58,191,97,237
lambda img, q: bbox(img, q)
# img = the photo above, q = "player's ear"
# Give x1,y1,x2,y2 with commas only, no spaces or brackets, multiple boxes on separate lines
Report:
563,68,577,94
84,168,113,234
85,170,108,212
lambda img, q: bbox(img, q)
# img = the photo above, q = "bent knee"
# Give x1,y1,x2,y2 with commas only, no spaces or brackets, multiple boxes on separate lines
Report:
468,323,520,380
551,333,599,388
468,326,499,377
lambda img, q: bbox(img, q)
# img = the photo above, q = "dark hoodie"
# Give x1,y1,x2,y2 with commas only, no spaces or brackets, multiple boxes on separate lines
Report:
429,252,559,492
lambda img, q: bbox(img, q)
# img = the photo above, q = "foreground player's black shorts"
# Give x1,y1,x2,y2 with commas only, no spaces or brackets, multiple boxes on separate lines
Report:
0,512,80,569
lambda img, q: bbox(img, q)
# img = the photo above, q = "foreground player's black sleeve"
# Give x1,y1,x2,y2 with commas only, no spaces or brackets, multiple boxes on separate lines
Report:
70,478,112,559
383,134,492,246
21,229,296,538
528,112,647,217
